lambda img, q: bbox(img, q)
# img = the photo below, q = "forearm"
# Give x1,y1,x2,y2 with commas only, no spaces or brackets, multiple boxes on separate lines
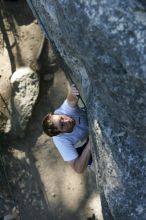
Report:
67,95,78,107
69,141,91,173
67,84,79,107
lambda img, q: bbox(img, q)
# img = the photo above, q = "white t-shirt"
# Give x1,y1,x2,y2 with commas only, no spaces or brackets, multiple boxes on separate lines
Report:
53,100,89,161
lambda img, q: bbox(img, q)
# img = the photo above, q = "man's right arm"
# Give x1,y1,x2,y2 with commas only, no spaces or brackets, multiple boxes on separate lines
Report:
67,84,79,107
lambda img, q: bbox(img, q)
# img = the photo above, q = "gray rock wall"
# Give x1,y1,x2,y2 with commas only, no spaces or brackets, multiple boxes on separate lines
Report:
27,0,146,219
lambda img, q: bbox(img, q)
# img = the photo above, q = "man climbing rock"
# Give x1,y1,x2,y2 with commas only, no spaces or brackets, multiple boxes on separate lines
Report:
42,84,92,173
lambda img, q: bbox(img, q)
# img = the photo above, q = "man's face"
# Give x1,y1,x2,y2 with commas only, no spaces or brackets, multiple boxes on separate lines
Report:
51,114,76,133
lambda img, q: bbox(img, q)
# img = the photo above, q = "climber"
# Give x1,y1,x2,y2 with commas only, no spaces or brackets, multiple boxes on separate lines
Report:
42,84,92,173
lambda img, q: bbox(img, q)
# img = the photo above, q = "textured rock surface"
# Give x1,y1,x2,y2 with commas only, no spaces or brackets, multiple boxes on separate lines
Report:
6,67,39,137
27,0,146,219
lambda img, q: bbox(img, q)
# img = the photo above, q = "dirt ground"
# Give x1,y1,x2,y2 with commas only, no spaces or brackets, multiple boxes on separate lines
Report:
0,1,103,219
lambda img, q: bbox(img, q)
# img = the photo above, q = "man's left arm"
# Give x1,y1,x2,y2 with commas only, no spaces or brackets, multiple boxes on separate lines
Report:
68,140,91,173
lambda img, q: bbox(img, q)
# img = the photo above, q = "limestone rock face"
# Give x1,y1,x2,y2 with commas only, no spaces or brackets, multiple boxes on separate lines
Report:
27,0,146,219
6,67,39,137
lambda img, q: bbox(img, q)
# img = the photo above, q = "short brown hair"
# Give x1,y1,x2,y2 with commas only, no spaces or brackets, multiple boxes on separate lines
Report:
42,113,61,137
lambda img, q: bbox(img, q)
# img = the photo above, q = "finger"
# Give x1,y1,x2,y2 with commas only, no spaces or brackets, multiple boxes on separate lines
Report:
72,89,79,95
71,86,79,92
71,84,76,89
72,91,79,95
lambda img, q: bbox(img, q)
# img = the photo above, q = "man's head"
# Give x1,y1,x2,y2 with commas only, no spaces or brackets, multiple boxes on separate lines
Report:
42,113,76,137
